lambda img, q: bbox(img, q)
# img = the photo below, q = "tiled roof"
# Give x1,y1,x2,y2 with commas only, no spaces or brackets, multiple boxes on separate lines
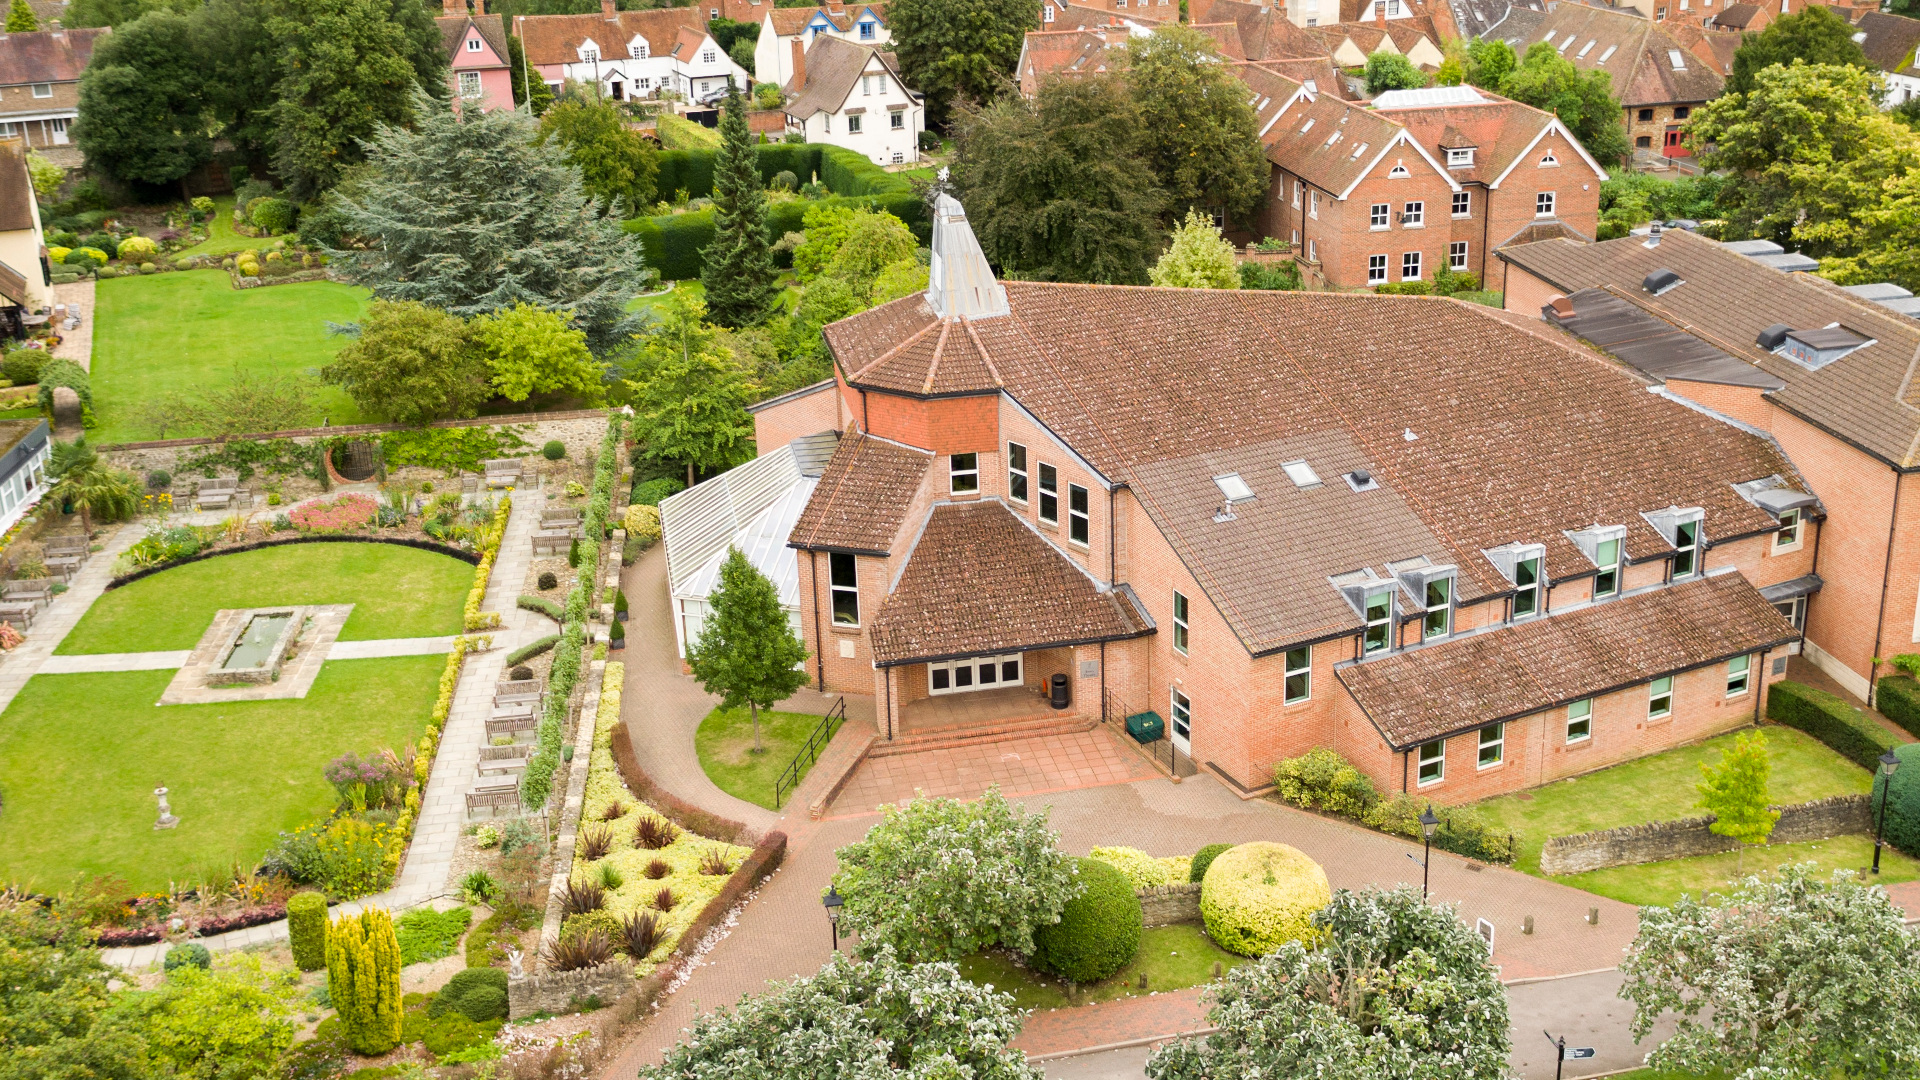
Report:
868,500,1153,665
1499,227,1920,467
1338,571,1798,748
0,27,104,85
1190,21,1247,59
517,8,703,68
1252,76,1409,198
788,430,931,554
1714,2,1761,28
1505,4,1725,107
437,15,509,65
1020,28,1118,87
785,34,907,117
1185,0,1321,58
825,280,1802,655
0,139,34,234
1853,11,1920,76
1452,0,1546,40
1382,92,1602,186
1246,56,1348,96
769,2,888,36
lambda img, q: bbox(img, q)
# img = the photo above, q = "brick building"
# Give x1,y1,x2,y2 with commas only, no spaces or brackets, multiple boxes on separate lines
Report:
1499,227,1920,708
0,28,106,155
728,193,1812,803
1245,75,1605,292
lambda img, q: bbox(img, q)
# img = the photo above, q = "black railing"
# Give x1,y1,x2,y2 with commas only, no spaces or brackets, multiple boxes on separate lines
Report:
775,696,847,809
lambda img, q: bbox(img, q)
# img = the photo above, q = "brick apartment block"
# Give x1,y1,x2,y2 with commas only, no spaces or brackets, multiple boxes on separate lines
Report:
722,194,1815,804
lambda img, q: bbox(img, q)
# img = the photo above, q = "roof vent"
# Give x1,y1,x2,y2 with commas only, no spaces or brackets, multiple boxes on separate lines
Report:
1643,268,1682,296
1643,220,1662,248
1402,427,1417,441
1345,469,1379,492
1756,323,1790,351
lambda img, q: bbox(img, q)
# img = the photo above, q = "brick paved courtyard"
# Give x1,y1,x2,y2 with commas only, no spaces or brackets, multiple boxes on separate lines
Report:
829,727,1160,814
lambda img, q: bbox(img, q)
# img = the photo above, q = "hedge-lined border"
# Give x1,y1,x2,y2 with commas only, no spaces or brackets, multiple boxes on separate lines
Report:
105,535,479,591
1768,679,1904,769
608,722,751,845
462,501,513,631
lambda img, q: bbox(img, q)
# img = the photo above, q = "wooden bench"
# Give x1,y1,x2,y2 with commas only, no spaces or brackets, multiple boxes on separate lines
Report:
485,713,537,741
0,601,35,628
540,508,584,528
531,530,573,556
476,744,531,777
482,459,522,490
195,476,240,511
4,579,52,606
496,678,543,698
465,778,521,818
42,535,88,559
42,556,81,581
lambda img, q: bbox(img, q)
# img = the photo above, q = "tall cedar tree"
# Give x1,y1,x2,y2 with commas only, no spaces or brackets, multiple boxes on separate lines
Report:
625,292,755,484
686,548,809,752
1727,4,1867,95
4,0,35,31
1126,28,1268,224
886,0,1039,122
701,83,782,328
953,73,1166,283
537,95,658,210
268,0,448,196
73,12,212,188
328,90,650,356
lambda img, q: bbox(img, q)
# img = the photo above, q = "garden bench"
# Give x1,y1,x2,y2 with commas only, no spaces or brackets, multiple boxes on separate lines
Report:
540,508,584,527
0,601,34,628
482,459,521,489
496,678,543,698
465,779,521,818
195,476,240,511
530,530,573,556
484,712,537,741
491,699,535,721
475,744,531,777
43,555,82,580
42,535,88,559
4,579,52,605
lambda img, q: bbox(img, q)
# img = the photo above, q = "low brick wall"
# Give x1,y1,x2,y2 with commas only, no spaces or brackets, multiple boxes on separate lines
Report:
509,958,633,1020
99,410,610,475
1139,882,1200,927
1539,794,1872,875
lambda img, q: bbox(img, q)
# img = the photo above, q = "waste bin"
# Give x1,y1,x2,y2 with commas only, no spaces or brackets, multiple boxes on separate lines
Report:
1049,673,1070,710
1124,711,1165,744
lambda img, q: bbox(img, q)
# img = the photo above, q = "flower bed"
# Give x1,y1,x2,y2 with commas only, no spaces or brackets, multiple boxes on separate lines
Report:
289,493,378,531
462,495,512,631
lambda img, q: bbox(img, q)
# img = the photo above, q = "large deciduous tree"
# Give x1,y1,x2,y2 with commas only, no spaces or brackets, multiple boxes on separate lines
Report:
1126,28,1268,224
63,0,196,28
73,12,212,189
471,302,608,405
624,292,755,485
1727,3,1868,96
1148,887,1511,1080
537,95,658,211
0,895,147,1080
886,0,1039,122
1496,41,1628,165
322,300,492,425
953,73,1166,283
700,83,782,328
1150,209,1240,289
685,547,809,752
193,0,282,167
327,90,650,356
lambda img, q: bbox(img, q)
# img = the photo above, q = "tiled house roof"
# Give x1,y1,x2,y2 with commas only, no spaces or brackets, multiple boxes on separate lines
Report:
0,27,104,85
0,139,34,233
436,14,508,61
789,430,931,554
1019,29,1119,90
769,2,888,36
784,34,909,116
1380,91,1604,187
518,8,703,68
868,500,1153,665
1339,571,1797,747
1853,11,1920,78
1498,4,1725,108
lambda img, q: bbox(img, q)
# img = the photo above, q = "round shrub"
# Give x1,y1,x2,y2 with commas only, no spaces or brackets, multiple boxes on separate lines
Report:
624,503,661,547
173,256,193,270
772,169,799,191
1031,857,1141,984
1088,845,1188,888
1200,842,1331,957
2,349,43,386
542,440,566,460
428,966,509,1020
537,570,558,591
79,232,116,258
117,235,158,261
510,664,533,681
248,196,298,235
1874,741,1920,856
918,129,940,152
163,942,212,974
288,891,328,970
47,245,70,264
457,984,507,1022
1190,843,1232,883
140,262,157,274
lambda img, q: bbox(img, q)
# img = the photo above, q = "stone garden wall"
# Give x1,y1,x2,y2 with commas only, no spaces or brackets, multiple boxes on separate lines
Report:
98,410,611,476
1538,794,1872,875
508,958,634,1020
1139,882,1201,927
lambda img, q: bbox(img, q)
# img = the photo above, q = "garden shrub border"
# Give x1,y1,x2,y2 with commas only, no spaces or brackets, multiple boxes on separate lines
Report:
105,535,478,590
505,634,559,666
1875,675,1920,740
461,499,512,632
1768,679,1902,769
608,722,751,844
620,830,786,1007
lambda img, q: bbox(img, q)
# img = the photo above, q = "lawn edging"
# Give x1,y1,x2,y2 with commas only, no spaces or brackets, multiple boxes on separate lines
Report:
1539,793,1872,875
105,535,479,591
609,722,753,845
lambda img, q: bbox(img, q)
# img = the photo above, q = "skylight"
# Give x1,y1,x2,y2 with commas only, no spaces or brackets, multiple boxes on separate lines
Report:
1282,460,1321,488
1350,141,1369,159
1598,44,1617,61
1577,39,1595,57
1301,118,1315,133
1668,48,1687,69
1853,31,1868,42
1214,473,1255,503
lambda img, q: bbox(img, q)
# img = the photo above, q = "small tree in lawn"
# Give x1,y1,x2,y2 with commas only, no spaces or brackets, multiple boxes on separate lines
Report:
686,547,809,753
1149,210,1240,289
1695,729,1779,872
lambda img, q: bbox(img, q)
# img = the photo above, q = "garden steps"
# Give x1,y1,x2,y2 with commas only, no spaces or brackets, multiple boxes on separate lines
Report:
867,715,1100,758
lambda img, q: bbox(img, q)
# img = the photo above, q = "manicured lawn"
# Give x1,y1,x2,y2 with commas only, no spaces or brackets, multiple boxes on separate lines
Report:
1472,725,1871,875
90,269,370,443
58,543,472,654
0,657,442,892
695,706,836,810
628,278,705,317
957,924,1247,1010
1561,833,1920,907
172,195,277,257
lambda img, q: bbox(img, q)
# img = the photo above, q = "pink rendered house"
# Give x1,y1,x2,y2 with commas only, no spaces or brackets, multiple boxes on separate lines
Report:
439,1,516,113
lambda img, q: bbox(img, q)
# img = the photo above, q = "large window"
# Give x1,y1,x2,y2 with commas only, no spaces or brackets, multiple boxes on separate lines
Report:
458,71,482,98
1284,645,1311,703
1672,518,1698,578
848,115,863,134
1371,203,1389,228
1007,442,1028,503
1368,254,1388,283
1727,655,1751,696
1567,698,1592,742
1402,201,1424,226
1593,537,1621,598
929,653,1022,695
1776,508,1801,549
830,552,859,626
1423,576,1451,639
1068,484,1090,545
1418,738,1445,785
1452,191,1471,217
1478,723,1504,767
1039,463,1058,524
1402,251,1421,281
949,453,978,494
1450,242,1469,270
1364,587,1394,654
1513,554,1542,617
1536,191,1556,217
1649,676,1674,719
1173,591,1189,655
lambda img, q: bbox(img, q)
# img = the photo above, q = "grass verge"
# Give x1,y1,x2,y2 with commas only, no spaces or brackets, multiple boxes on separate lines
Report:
1559,833,1920,907
694,706,834,810
173,195,282,258
957,924,1247,1011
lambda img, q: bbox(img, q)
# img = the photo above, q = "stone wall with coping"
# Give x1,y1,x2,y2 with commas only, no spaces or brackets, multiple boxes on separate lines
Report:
1539,794,1871,875
98,411,612,477
1139,882,1201,927
536,657,607,968
508,958,633,1020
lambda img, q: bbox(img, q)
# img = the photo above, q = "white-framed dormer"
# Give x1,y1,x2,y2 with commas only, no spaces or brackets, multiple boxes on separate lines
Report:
1483,542,1547,619
577,37,602,63
627,36,649,59
1486,118,1609,191
1642,506,1704,580
1389,556,1457,641
1565,524,1628,599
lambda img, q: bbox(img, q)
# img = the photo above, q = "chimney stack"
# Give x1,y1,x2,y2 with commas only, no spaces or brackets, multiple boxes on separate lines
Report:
1549,295,1574,320
443,0,463,14
475,0,485,14
791,37,806,86
601,0,616,18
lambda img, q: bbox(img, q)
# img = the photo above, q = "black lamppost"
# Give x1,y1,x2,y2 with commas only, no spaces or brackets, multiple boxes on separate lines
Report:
823,886,844,951
1875,749,1901,874
1420,805,1440,898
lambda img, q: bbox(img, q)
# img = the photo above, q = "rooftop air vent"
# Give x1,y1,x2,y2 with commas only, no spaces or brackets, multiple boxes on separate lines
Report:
1345,469,1379,492
1643,268,1682,296
1214,473,1255,503
1643,221,1663,248
1756,323,1790,351
1282,460,1322,488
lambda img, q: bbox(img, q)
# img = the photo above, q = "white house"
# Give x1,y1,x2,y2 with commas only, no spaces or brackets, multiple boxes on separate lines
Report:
784,35,923,165
754,4,888,88
1853,11,1920,109
519,1,748,106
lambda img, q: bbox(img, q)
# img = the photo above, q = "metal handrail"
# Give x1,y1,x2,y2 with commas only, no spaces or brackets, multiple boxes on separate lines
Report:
774,696,847,808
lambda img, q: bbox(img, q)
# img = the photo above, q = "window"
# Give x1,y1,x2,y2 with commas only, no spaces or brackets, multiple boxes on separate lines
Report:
632,41,649,58
1537,192,1556,217
848,114,862,134
1598,44,1617,61
701,49,716,63
1727,655,1751,696
1370,203,1389,229
1281,460,1320,487
1039,463,1058,524
1478,723,1504,767
1389,164,1411,178
635,76,651,90
467,36,483,51
1368,255,1387,283
891,112,904,129
1418,738,1445,785
1388,0,1399,11
1423,575,1451,639
1068,484,1089,546
830,552,859,625
1292,180,1302,208
1171,688,1192,749
1667,48,1686,70
1363,586,1394,654
1043,3,1053,19
1308,238,1317,261
1402,201,1424,226
859,20,875,38
580,48,599,62
1452,191,1471,217
1539,150,1559,166
1673,106,1691,120
1649,676,1674,719
458,71,482,98
1447,147,1474,166
1007,442,1028,502
929,653,1023,695
29,83,49,99
1173,591,1190,654
1512,554,1542,617
1567,699,1592,742
1774,595,1806,630
949,453,978,494
1638,108,1655,122
1672,518,1698,578
1284,646,1311,703
1593,536,1622,598
1401,251,1421,281
1776,508,1801,549
1637,135,1652,149
1449,242,1469,270
861,76,871,96
1309,190,1319,219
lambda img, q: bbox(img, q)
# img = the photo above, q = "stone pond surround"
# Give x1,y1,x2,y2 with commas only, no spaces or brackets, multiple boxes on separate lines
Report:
1538,794,1873,875
159,604,351,705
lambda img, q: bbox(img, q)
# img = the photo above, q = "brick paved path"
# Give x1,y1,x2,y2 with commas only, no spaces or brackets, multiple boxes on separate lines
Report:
829,727,1158,814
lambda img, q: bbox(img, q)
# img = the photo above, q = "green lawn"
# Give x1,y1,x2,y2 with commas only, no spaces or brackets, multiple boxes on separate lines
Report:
1561,833,1920,907
1472,725,1871,875
695,706,836,810
0,656,442,891
172,195,277,257
58,543,472,654
957,924,1247,1010
90,269,370,444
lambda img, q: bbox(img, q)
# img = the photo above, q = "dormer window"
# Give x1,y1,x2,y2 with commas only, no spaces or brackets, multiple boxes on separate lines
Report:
1566,525,1626,598
1447,147,1474,167
630,40,649,58
1761,324,1872,370
1643,506,1704,579
1364,586,1394,653
1423,575,1452,638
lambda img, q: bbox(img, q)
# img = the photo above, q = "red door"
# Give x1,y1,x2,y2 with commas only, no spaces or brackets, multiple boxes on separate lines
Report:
1663,127,1690,157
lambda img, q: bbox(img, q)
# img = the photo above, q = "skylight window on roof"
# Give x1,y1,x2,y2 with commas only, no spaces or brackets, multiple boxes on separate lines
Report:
1578,39,1595,57
1668,48,1687,69
1326,130,1343,147
1301,118,1315,133
1214,473,1255,503
1282,460,1322,488
1853,31,1867,42
1350,141,1369,159
1558,35,1573,51
1598,44,1617,61
1541,30,1556,44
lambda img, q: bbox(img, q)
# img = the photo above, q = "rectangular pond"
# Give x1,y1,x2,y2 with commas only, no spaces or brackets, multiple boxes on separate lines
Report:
222,612,292,671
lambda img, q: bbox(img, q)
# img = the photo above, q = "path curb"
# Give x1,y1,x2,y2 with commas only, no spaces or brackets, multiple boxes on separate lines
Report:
1024,1027,1219,1062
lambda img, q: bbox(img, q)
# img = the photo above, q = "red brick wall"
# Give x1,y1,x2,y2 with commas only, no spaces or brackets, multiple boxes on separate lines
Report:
1502,264,1563,318
1480,130,1603,292
751,383,842,453
864,392,1000,455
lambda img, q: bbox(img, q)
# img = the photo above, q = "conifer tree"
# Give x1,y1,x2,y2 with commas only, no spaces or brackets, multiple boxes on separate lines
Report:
6,0,37,32
700,82,781,329
325,909,403,1054
687,547,810,752
626,291,755,485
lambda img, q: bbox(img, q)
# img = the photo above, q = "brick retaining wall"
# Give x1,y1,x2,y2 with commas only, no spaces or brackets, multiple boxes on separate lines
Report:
1539,794,1872,875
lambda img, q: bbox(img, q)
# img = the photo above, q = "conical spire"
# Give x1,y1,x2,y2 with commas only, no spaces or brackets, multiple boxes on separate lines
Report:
926,190,1009,320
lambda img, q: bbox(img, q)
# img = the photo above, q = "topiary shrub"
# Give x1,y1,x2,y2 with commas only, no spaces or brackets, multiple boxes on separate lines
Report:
1031,857,1141,984
542,440,566,460
117,235,158,261
146,469,172,492
2,349,43,386
1200,842,1331,957
250,197,296,235
1087,846,1188,888
625,503,662,547
510,664,533,681
1189,843,1231,883
163,942,212,974
918,129,940,152
288,891,328,971
538,570,558,591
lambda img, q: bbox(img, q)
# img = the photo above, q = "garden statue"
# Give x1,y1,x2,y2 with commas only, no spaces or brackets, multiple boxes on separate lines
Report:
508,947,525,979
153,785,179,830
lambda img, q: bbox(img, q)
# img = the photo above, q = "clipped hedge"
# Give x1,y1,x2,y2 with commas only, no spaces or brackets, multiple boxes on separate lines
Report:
1874,741,1920,857
517,595,564,621
1199,842,1331,957
1877,675,1920,740
1189,843,1231,884
1031,857,1141,984
427,967,509,1022
504,634,559,666
288,891,328,971
1767,679,1902,770
1087,846,1188,888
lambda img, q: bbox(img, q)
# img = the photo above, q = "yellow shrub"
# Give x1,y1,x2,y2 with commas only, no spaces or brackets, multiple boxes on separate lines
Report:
117,235,158,260
47,246,69,263
1199,842,1330,956
1088,846,1190,888
624,503,661,546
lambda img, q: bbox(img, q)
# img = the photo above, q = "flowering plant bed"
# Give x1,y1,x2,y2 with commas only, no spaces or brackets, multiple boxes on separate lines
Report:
290,493,378,531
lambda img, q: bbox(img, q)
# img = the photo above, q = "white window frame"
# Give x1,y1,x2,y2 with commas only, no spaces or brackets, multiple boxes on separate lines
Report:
1038,463,1058,524
1566,698,1592,742
1512,553,1543,617
1452,191,1471,217
928,653,1023,695
1171,688,1192,753
1292,180,1302,208
1478,723,1504,768
891,112,904,130
467,36,483,52
1775,508,1801,550
1370,202,1389,229
848,114,863,134
1417,738,1445,785
830,552,859,626
1672,518,1699,578
1593,536,1622,598
30,83,50,99
1423,575,1452,639
1284,645,1311,704
1447,148,1473,167
458,70,483,98
1363,586,1394,654
1173,591,1190,655
1402,201,1424,227
1068,483,1090,546
1007,442,1028,503
1649,676,1674,719
1727,655,1751,696
1368,255,1388,283
1449,242,1469,270
949,452,978,494
1308,190,1319,219
1536,191,1556,217
1402,251,1422,281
